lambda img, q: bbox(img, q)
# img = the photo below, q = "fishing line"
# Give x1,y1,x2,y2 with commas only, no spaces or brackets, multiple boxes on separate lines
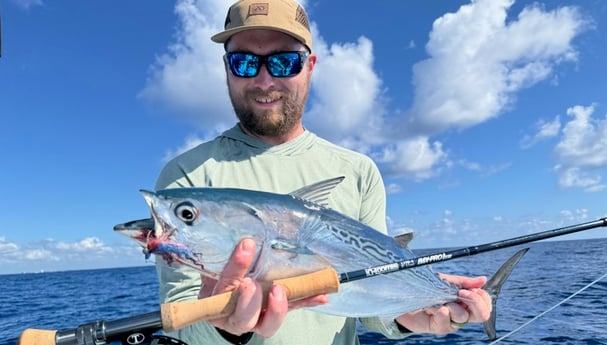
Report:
488,270,607,344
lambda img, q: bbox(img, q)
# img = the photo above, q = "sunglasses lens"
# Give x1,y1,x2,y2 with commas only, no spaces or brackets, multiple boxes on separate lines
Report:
228,53,260,77
226,52,308,78
267,52,304,77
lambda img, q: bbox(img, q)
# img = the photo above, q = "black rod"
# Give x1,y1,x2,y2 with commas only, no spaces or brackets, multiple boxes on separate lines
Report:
339,217,607,283
54,311,162,345
37,217,607,344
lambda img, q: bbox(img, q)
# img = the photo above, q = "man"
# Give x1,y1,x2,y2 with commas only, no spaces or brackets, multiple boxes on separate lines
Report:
154,0,492,344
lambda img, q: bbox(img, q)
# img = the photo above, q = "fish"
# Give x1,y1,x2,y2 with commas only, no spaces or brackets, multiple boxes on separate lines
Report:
115,177,526,340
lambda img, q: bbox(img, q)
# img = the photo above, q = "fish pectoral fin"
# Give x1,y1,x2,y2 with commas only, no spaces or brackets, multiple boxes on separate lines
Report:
289,177,345,207
483,247,529,340
270,239,314,255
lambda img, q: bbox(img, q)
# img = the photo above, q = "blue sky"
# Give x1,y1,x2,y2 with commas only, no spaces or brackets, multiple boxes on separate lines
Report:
1,0,606,275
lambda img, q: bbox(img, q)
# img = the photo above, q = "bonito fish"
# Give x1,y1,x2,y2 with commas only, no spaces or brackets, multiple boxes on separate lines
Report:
115,177,526,339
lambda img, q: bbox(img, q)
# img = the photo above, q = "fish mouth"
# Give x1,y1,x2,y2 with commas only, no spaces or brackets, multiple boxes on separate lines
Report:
113,218,156,248
114,190,218,279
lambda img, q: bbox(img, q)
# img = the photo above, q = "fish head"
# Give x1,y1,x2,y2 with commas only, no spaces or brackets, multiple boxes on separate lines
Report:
114,189,250,279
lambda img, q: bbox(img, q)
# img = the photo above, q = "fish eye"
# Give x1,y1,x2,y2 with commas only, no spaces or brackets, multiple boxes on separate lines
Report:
174,202,198,225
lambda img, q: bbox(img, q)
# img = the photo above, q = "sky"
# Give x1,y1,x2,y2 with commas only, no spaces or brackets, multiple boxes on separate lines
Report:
0,0,606,275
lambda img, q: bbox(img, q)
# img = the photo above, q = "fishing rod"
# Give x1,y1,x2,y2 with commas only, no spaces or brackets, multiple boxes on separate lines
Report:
19,217,607,345
340,217,607,283
19,269,338,345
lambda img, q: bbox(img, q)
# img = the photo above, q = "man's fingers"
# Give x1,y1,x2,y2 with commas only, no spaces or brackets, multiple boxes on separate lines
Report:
253,284,289,338
288,294,329,310
224,277,263,333
426,306,452,335
458,289,492,322
445,302,470,327
439,273,487,289
199,238,257,299
214,238,257,293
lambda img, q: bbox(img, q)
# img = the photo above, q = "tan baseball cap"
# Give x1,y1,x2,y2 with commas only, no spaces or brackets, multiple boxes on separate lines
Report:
211,0,313,51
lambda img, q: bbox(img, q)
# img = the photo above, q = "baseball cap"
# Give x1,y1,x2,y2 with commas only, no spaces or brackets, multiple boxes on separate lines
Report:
211,0,313,51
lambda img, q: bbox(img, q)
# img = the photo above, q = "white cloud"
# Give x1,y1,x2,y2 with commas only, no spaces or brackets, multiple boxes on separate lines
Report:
560,208,588,222
405,0,587,135
555,105,607,167
142,0,589,182
377,137,446,180
520,116,561,148
0,236,147,273
385,183,403,195
0,236,19,254
553,105,607,192
139,0,235,136
306,35,387,152
56,237,113,253
24,249,56,261
162,135,205,163
555,166,604,192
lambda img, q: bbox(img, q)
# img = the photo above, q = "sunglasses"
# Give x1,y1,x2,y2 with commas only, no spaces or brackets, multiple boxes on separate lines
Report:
225,51,310,78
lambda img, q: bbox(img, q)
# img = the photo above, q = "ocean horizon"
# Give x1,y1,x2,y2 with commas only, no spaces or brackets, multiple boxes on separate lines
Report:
3,238,607,345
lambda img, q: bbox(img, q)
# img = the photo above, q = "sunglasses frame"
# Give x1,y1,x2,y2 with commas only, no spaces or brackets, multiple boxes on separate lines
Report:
224,51,310,78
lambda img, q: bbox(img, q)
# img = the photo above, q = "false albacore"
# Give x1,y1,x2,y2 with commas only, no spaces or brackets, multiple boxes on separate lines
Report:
115,177,526,340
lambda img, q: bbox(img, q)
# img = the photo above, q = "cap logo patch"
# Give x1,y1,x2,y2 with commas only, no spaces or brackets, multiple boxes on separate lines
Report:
249,3,269,16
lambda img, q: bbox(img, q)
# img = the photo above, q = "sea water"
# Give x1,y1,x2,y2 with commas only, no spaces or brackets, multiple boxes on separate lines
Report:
2,239,607,345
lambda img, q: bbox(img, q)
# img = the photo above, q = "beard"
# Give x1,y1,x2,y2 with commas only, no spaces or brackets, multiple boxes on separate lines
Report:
228,87,307,138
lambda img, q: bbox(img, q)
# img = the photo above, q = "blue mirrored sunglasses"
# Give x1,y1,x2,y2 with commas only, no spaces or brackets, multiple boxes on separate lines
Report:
225,51,310,78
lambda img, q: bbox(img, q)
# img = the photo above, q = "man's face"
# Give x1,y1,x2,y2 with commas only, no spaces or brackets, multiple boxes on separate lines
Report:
225,29,316,141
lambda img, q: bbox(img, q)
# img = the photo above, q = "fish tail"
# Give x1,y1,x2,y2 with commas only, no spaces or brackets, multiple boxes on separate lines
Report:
482,247,529,340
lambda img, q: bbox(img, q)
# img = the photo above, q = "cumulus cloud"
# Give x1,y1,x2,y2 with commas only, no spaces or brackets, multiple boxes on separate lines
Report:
405,0,586,134
376,137,447,180
306,36,387,152
0,236,147,273
141,0,589,185
138,0,234,136
380,0,589,181
0,236,19,253
553,104,607,192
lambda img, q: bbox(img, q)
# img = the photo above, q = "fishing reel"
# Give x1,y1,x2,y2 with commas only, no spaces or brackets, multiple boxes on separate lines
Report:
48,313,190,345
119,332,188,345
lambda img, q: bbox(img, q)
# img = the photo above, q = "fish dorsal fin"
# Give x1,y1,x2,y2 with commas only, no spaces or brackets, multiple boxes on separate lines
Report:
289,177,345,207
394,232,415,249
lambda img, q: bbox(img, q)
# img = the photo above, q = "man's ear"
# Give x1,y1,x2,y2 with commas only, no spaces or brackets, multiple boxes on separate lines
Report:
307,54,317,74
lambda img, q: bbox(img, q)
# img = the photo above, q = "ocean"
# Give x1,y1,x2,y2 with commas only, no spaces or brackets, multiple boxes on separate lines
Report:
3,238,607,345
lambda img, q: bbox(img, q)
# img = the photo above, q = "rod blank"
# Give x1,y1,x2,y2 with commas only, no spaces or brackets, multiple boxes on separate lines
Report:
340,217,607,283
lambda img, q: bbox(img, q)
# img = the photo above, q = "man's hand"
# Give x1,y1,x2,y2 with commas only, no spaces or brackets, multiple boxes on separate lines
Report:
395,274,491,335
199,238,328,338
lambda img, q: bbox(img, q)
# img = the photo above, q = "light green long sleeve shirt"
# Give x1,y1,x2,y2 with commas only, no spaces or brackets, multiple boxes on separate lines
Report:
154,125,412,345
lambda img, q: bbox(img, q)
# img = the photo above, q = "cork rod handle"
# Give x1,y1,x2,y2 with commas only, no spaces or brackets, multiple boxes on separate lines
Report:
162,267,340,332
18,329,57,345
18,268,340,344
